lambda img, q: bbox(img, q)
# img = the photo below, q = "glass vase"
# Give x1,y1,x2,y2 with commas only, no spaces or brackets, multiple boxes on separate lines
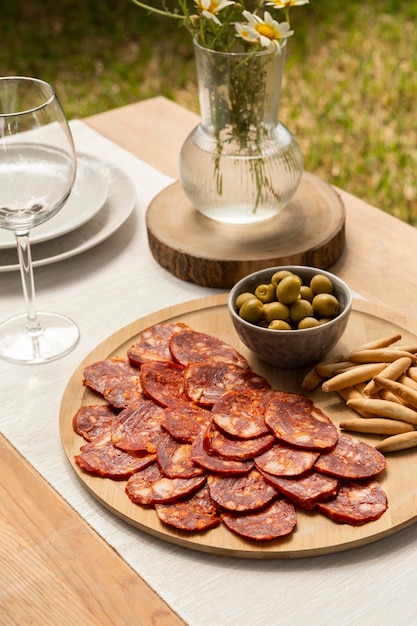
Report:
179,40,304,225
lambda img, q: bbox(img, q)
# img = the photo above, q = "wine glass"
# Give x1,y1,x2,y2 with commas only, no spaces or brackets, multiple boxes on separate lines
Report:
0,76,80,364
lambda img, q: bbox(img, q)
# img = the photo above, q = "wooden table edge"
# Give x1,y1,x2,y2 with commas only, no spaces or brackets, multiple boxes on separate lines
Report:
0,432,185,625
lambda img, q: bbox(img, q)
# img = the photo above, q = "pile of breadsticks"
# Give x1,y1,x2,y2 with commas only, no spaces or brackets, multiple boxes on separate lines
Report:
301,333,417,453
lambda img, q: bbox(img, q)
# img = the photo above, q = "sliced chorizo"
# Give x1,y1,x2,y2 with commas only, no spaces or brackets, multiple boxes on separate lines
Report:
204,420,275,461
211,388,274,439
162,401,212,442
127,322,191,366
75,432,155,479
169,328,249,369
260,470,339,510
140,361,188,407
125,463,206,505
265,390,338,451
316,480,388,526
155,485,221,532
157,432,205,478
72,404,118,441
191,428,254,475
221,499,297,541
185,361,270,408
314,434,387,480
255,443,319,477
207,469,277,512
111,401,165,454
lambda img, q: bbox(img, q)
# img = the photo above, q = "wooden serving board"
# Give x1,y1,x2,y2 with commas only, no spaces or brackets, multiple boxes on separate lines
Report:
146,173,345,288
60,295,417,559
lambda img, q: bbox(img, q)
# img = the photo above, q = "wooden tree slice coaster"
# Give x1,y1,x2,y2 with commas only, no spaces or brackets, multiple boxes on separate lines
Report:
146,172,345,289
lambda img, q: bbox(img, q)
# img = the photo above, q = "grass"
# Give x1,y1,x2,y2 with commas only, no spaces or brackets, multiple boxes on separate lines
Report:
2,1,417,223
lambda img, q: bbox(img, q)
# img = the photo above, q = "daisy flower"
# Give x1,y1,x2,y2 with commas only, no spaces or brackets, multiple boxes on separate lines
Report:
194,0,235,25
265,1,309,8
236,11,294,50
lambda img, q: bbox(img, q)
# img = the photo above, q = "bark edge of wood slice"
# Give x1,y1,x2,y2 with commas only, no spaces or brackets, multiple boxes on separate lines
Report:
145,172,345,288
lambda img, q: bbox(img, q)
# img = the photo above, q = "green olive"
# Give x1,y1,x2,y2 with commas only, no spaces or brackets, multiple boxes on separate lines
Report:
239,298,264,323
312,293,340,318
254,283,276,303
276,275,301,304
262,301,290,323
235,292,255,310
268,320,292,331
271,270,294,289
298,316,320,329
289,299,314,324
310,274,334,295
300,285,314,302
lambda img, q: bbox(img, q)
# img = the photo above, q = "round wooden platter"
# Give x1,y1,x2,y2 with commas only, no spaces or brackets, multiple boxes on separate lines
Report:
60,295,417,559
145,172,345,288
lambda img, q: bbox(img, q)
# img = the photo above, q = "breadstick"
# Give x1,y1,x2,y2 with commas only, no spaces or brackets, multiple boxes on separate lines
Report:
362,357,412,397
407,367,417,383
350,333,402,352
314,360,356,377
346,398,417,425
391,345,417,354
340,417,414,435
375,431,417,453
379,389,403,405
300,368,324,391
348,349,417,364
398,373,417,391
321,362,387,392
337,386,364,402
301,354,347,389
373,376,417,410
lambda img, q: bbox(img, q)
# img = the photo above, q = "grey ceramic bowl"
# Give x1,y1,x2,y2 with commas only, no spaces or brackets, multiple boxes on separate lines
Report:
228,265,353,369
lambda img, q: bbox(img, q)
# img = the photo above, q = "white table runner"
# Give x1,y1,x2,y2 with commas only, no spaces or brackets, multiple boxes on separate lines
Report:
1,120,417,626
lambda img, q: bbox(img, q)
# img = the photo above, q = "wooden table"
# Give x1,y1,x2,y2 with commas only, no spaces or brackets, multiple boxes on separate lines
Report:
1,96,417,625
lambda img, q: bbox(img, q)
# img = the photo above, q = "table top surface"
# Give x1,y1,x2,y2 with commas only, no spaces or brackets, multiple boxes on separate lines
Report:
2,96,417,626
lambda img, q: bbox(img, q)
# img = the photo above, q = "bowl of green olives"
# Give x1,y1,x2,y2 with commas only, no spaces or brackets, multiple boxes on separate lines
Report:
228,265,352,369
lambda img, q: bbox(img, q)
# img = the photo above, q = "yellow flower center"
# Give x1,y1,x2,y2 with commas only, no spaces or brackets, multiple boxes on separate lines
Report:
256,24,277,40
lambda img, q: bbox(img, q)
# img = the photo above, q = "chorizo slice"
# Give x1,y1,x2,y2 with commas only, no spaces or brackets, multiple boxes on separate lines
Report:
184,361,270,408
83,356,144,408
204,420,275,461
162,401,212,443
207,469,277,512
125,463,206,505
83,356,139,393
169,328,249,369
191,428,254,475
75,432,156,479
211,388,274,439
140,361,188,407
255,443,319,477
83,356,143,409
157,432,205,478
127,322,191,366
265,390,338,451
155,485,221,532
221,499,297,541
111,401,165,454
314,434,387,480
316,480,388,526
260,470,339,510
72,404,118,441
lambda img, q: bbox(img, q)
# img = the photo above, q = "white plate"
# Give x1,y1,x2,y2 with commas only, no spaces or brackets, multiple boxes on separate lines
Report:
0,153,108,250
0,159,136,272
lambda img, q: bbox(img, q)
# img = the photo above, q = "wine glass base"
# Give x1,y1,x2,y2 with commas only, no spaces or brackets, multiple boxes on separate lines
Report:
0,312,80,364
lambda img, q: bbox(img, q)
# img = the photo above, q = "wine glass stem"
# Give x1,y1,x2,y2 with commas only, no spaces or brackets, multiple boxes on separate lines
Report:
15,233,43,335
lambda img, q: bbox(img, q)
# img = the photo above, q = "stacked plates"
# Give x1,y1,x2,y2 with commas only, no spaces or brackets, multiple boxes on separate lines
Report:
0,153,136,272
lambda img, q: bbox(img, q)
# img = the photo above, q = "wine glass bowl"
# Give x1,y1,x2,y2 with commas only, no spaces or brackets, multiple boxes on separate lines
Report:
0,76,80,364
